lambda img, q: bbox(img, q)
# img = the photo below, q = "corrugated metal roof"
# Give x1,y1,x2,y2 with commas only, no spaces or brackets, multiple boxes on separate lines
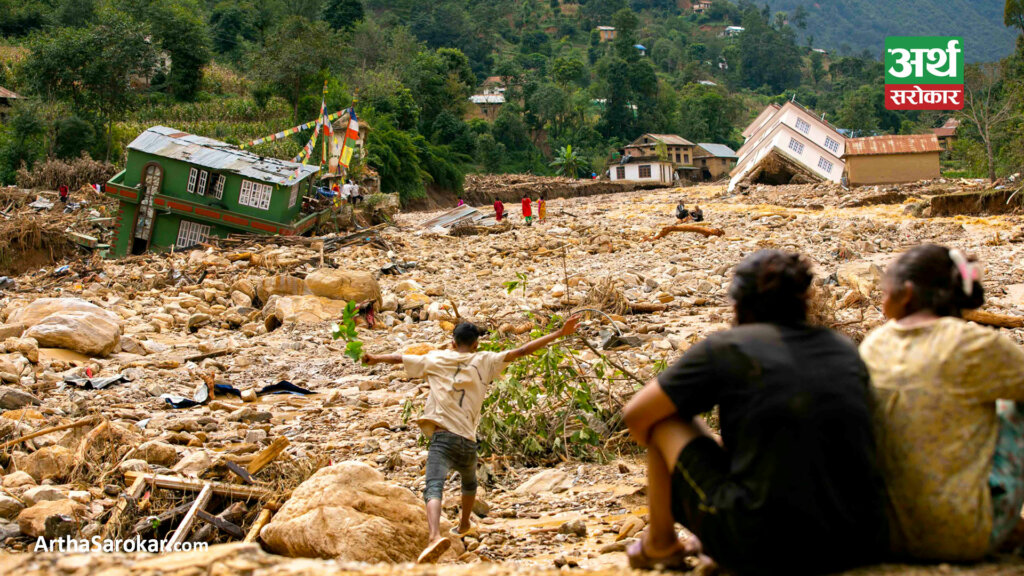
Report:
0,86,20,99
932,127,957,137
127,126,320,185
629,134,694,147
696,143,738,158
469,94,506,104
844,134,942,156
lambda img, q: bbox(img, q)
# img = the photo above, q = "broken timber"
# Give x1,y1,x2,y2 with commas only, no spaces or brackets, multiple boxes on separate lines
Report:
248,436,290,475
102,475,147,539
963,309,1024,329
166,482,213,548
195,505,246,540
243,508,273,543
0,414,102,450
122,471,278,500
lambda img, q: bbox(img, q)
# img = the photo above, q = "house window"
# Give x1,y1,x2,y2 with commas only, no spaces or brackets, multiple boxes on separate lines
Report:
683,154,689,164
196,170,209,196
615,166,626,179
239,179,272,210
176,219,211,248
639,165,652,178
824,136,840,154
818,157,834,174
212,174,225,199
289,184,299,208
675,153,681,163
788,138,805,155
795,118,811,134
187,168,198,194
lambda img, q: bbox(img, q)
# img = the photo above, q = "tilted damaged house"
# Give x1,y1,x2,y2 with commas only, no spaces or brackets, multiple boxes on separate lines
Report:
729,102,846,192
105,126,329,256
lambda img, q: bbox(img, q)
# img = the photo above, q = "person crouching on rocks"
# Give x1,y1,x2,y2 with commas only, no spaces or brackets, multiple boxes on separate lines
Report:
362,317,581,564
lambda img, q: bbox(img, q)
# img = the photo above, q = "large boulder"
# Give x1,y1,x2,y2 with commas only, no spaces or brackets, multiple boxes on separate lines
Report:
256,275,309,305
14,445,74,483
17,499,86,539
268,295,348,325
837,261,884,299
304,269,381,305
260,461,454,562
0,385,40,410
12,298,122,357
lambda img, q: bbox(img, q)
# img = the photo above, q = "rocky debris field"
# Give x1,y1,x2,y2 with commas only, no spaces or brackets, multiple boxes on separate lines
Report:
0,182,1022,575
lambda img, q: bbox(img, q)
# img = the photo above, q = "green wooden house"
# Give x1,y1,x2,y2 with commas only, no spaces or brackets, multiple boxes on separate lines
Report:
104,126,328,256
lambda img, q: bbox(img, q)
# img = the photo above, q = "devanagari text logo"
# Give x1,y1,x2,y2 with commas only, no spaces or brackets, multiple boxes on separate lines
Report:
884,37,964,111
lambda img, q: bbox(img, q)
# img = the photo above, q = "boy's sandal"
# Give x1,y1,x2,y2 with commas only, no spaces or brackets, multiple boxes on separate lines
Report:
450,523,479,538
626,538,696,571
416,538,452,564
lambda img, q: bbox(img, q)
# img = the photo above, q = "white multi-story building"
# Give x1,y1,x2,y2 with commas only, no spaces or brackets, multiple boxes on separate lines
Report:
728,102,846,192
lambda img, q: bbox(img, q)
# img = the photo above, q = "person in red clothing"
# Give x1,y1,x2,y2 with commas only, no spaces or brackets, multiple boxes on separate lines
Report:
522,195,532,226
58,184,69,203
494,199,504,222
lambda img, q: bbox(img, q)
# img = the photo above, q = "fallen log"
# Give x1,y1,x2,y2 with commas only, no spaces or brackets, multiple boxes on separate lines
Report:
122,471,277,500
0,415,102,450
963,309,1024,329
644,224,725,242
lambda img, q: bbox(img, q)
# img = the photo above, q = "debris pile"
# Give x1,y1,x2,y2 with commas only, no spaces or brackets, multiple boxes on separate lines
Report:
0,178,1021,575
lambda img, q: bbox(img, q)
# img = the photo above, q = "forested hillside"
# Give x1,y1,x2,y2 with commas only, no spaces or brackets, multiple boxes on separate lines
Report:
768,0,1016,62
0,0,1021,202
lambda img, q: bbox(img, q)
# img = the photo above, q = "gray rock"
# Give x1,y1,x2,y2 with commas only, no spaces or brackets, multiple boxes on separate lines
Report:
0,386,40,410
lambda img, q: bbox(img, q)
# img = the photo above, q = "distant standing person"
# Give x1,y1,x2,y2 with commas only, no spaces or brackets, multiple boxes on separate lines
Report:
522,195,532,225
58,184,69,204
494,199,504,222
537,194,547,222
349,180,363,204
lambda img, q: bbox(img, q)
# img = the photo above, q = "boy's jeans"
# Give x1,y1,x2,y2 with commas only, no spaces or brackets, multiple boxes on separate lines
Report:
424,430,478,502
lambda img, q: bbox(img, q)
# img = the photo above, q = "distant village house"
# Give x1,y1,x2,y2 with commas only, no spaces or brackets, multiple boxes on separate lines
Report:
597,26,617,42
842,134,942,187
0,86,20,118
693,143,738,181
931,117,959,151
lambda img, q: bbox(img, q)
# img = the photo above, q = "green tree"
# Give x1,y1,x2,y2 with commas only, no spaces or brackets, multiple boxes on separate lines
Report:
550,144,583,177
54,116,97,160
23,11,156,160
151,0,212,101
476,133,506,172
611,8,640,61
210,0,258,56
323,0,364,32
960,62,1013,181
836,85,880,137
251,16,338,120
0,103,45,184
551,57,586,87
737,8,802,92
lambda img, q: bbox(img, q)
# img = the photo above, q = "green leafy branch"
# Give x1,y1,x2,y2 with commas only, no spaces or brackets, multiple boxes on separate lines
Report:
330,301,364,362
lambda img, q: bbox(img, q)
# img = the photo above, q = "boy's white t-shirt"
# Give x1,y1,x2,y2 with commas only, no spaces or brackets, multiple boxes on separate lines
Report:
403,350,511,442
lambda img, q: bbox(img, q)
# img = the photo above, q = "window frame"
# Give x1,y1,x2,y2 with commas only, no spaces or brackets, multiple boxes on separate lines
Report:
196,170,209,196
638,165,652,178
824,136,840,154
288,184,299,208
788,137,805,155
176,219,211,248
795,117,811,135
186,167,198,194
818,156,834,174
615,166,626,179
212,174,225,199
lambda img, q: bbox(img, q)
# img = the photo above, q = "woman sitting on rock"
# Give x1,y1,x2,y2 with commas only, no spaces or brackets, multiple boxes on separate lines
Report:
861,244,1024,561
623,250,889,575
